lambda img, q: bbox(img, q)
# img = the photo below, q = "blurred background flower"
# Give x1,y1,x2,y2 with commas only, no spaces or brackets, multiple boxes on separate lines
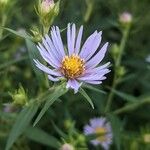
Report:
84,117,112,150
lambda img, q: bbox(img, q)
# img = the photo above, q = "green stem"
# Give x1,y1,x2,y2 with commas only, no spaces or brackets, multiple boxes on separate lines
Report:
104,72,117,113
116,25,130,67
84,0,93,23
104,25,130,113
0,14,7,39
43,25,50,35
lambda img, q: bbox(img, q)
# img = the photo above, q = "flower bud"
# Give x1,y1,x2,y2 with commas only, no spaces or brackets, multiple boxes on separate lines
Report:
0,0,9,5
143,134,150,143
37,0,60,34
111,44,119,60
77,134,86,144
10,85,28,106
64,119,74,129
30,26,43,42
40,0,55,15
117,66,126,77
60,143,75,150
119,12,132,24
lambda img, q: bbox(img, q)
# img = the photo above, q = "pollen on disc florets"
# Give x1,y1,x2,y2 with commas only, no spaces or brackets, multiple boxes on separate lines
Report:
61,54,85,79
95,127,107,142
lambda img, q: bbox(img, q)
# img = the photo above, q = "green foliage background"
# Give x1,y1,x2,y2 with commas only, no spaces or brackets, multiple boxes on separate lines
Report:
0,0,150,150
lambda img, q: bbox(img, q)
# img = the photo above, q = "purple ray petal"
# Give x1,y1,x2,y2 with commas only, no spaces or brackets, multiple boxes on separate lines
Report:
84,32,102,61
84,68,110,76
74,25,83,54
84,125,95,135
86,42,109,69
55,26,66,56
70,24,76,55
90,118,106,128
91,140,100,146
43,35,62,62
102,142,110,150
51,26,65,57
78,69,109,81
34,59,62,77
67,23,71,55
79,31,97,58
37,44,60,68
86,62,110,72
50,28,65,59
83,80,102,85
48,75,59,81
82,32,102,61
66,79,82,93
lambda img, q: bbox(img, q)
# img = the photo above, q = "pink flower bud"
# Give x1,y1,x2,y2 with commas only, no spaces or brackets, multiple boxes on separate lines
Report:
60,143,74,150
119,12,132,24
41,0,55,14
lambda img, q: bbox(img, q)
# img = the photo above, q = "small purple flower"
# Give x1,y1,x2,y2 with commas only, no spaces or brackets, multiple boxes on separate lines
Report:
84,117,113,150
34,23,110,93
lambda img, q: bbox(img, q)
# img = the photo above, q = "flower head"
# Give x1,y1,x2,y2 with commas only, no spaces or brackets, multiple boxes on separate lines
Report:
34,23,110,93
84,117,113,150
119,12,132,24
60,143,75,150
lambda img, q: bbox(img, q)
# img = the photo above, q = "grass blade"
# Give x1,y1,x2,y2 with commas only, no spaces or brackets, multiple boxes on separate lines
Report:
5,104,39,150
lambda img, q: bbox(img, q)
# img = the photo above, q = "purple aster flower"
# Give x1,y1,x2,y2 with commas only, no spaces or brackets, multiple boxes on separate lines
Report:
34,23,110,93
84,117,113,150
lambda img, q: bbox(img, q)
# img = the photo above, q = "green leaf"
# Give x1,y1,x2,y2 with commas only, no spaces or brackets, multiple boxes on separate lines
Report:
83,84,106,94
26,39,45,83
108,114,122,150
25,126,60,148
5,104,39,150
111,88,137,102
79,88,94,109
0,27,30,39
33,84,68,126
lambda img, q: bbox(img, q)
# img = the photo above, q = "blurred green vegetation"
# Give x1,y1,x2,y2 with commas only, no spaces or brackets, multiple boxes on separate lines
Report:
0,0,150,150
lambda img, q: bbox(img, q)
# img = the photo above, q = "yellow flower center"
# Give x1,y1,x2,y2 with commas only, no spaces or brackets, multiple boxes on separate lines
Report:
95,127,107,142
61,54,85,79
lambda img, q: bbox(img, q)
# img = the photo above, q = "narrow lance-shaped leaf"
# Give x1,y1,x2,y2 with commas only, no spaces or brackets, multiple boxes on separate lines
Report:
26,39,45,83
33,83,68,126
79,88,94,109
5,104,39,150
0,27,31,39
